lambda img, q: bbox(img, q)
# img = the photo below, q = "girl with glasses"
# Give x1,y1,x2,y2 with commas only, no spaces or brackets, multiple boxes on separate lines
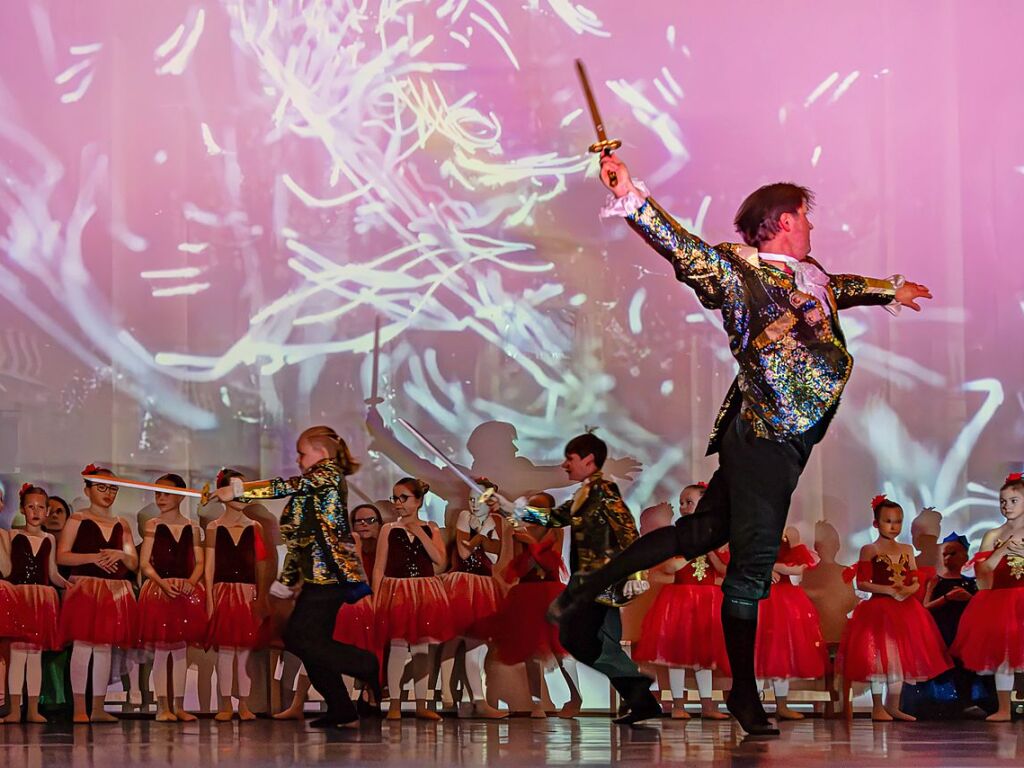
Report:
57,465,140,723
372,478,453,720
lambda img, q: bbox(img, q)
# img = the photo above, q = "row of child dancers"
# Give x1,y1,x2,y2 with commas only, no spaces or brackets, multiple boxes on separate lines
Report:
0,466,579,723
2,445,1022,724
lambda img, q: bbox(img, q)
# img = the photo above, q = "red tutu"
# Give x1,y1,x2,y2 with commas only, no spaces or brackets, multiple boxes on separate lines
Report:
633,583,731,673
60,576,139,647
487,580,566,665
440,571,503,639
375,576,454,644
334,595,378,653
951,587,1024,673
755,581,826,680
9,584,61,650
137,579,208,649
206,582,265,649
0,581,17,636
839,595,952,683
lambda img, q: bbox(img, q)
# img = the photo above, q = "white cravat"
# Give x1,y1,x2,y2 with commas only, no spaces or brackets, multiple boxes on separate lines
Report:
758,251,833,308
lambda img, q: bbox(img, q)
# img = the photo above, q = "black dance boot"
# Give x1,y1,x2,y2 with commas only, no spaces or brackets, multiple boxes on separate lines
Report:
611,677,662,725
721,605,779,736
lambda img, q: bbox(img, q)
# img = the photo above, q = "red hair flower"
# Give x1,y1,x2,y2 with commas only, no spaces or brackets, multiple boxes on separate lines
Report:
871,494,888,510
216,468,227,487
697,481,708,490
82,463,100,476
20,482,32,495
1007,472,1023,485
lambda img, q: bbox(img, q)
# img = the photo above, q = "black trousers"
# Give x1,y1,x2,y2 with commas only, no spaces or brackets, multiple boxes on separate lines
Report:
557,602,654,708
577,411,825,620
283,583,379,719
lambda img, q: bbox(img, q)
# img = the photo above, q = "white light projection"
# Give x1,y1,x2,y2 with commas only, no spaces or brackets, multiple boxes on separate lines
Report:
1,2,1022,544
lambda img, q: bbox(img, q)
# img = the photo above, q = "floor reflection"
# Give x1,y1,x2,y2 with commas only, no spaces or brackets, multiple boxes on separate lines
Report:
0,717,1021,766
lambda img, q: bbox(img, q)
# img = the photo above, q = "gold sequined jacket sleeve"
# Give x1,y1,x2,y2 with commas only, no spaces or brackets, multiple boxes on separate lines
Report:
626,197,744,310
828,272,899,310
242,459,365,587
518,501,573,528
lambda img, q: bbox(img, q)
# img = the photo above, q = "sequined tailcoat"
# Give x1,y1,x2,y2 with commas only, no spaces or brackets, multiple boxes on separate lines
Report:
242,458,365,587
629,198,897,454
521,472,639,577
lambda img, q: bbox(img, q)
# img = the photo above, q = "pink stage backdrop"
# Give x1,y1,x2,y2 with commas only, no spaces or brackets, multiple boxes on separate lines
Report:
1,1,1021,550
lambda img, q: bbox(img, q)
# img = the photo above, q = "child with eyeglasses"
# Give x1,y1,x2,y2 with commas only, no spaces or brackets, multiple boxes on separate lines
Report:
371,477,454,720
56,465,140,723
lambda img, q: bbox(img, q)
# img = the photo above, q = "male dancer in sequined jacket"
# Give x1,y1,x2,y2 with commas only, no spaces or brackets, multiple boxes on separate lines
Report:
521,431,661,723
552,155,932,732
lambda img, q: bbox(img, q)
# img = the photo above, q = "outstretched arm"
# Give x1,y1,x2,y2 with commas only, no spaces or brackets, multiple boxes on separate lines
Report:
829,271,931,312
599,154,742,310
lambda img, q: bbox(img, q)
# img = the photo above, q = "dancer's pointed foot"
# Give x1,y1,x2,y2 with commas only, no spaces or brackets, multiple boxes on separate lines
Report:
725,689,778,736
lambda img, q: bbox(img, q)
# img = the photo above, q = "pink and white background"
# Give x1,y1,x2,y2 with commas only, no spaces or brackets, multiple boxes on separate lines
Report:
1,0,1022,550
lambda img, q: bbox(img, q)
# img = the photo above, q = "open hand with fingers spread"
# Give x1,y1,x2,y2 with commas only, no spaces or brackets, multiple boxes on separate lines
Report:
894,281,933,311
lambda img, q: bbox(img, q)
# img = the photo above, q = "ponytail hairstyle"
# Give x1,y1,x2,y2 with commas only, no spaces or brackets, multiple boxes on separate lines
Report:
1002,472,1024,495
871,494,902,521
395,476,430,500
299,425,360,476
155,473,187,489
19,483,48,507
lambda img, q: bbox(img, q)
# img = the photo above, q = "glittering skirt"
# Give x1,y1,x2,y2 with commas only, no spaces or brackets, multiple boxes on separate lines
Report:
60,576,139,647
0,581,18,636
440,571,503,639
375,576,454,644
9,584,62,651
755,581,827,680
633,584,731,672
333,596,379,653
951,587,1024,674
487,580,566,665
839,595,952,683
206,582,265,650
137,578,208,649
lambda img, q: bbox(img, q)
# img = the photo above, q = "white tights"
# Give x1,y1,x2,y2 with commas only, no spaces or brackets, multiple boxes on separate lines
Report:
994,671,1015,691
668,667,714,700
70,642,113,697
387,641,429,702
152,647,188,699
8,647,43,697
217,647,252,698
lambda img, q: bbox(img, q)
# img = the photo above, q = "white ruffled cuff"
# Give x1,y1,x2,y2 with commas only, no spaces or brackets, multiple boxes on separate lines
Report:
599,179,650,219
883,274,906,316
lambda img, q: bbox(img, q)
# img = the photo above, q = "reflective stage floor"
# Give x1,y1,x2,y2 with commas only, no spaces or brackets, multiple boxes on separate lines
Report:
2,716,1022,767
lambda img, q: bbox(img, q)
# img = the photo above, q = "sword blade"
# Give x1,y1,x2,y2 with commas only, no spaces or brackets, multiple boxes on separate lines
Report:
395,419,486,496
365,316,383,406
575,59,608,143
83,475,205,499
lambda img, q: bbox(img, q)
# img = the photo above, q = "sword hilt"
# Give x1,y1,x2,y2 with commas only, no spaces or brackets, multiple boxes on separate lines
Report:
588,138,622,187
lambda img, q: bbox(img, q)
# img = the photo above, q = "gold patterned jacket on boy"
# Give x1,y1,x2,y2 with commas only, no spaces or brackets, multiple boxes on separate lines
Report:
628,197,900,454
519,471,643,605
241,457,366,587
